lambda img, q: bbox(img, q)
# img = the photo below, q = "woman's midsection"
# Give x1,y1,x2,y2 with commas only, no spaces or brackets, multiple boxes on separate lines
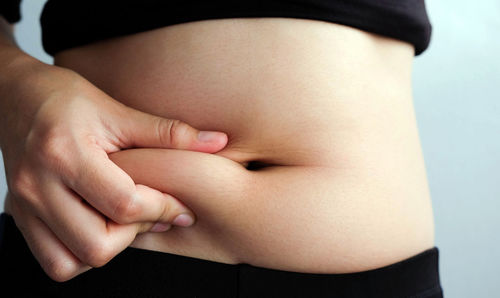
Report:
53,18,435,271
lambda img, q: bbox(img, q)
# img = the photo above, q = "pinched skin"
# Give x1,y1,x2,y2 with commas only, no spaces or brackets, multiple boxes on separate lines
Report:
55,17,435,273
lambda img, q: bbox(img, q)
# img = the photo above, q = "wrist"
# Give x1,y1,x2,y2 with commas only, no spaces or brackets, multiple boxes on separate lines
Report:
0,50,47,148
0,47,44,86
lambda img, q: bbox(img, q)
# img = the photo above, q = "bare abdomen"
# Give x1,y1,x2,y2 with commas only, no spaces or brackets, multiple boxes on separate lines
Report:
54,17,435,272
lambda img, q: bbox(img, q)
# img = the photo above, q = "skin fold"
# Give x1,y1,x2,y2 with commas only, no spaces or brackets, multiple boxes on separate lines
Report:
109,146,433,273
50,17,435,274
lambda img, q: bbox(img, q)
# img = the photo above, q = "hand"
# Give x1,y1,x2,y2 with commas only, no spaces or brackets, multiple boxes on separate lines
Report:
0,59,228,281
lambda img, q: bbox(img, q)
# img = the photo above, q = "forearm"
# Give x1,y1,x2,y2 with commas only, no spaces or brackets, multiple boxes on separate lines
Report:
109,148,347,272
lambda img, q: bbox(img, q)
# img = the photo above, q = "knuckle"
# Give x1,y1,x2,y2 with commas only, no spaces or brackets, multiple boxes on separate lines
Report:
111,195,142,223
44,258,78,282
157,118,188,148
8,167,36,201
159,198,174,221
37,134,71,171
81,238,115,268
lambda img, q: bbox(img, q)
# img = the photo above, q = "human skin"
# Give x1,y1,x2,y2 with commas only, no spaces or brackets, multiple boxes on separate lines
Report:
52,17,437,273
108,147,430,273
0,16,229,281
1,15,437,280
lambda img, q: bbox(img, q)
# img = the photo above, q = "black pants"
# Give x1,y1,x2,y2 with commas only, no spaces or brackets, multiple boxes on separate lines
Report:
0,213,443,297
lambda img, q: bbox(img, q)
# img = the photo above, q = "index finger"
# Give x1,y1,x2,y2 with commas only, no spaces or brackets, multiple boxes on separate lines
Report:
62,147,194,225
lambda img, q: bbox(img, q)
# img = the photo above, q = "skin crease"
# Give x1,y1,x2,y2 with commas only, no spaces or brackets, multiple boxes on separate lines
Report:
54,18,436,273
108,148,431,273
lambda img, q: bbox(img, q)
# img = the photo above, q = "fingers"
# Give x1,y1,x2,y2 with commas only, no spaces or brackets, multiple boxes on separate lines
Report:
109,148,249,215
2,71,214,283
34,179,165,269
18,215,92,282
62,147,194,226
7,195,90,282
107,105,228,152
33,180,135,268
6,173,189,282
134,184,195,227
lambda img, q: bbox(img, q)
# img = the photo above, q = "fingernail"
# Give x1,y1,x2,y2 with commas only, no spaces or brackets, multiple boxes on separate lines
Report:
173,214,195,227
198,131,225,142
150,223,171,232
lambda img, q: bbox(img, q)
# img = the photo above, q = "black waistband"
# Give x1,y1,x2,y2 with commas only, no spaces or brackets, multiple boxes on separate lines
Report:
0,213,443,297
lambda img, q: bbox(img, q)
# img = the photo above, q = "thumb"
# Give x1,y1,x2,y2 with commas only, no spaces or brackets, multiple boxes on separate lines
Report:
108,105,228,152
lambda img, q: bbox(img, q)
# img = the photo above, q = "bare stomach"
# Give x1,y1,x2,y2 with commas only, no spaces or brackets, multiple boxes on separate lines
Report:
53,17,435,273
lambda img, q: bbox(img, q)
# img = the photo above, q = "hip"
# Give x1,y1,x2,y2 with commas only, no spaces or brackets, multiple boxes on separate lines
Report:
0,212,443,298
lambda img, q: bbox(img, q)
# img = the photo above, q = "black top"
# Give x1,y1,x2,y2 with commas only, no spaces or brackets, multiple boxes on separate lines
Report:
1,0,432,56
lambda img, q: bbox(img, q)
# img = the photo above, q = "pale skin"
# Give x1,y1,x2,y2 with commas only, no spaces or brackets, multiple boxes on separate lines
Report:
107,148,419,273
0,17,230,281
1,16,436,282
